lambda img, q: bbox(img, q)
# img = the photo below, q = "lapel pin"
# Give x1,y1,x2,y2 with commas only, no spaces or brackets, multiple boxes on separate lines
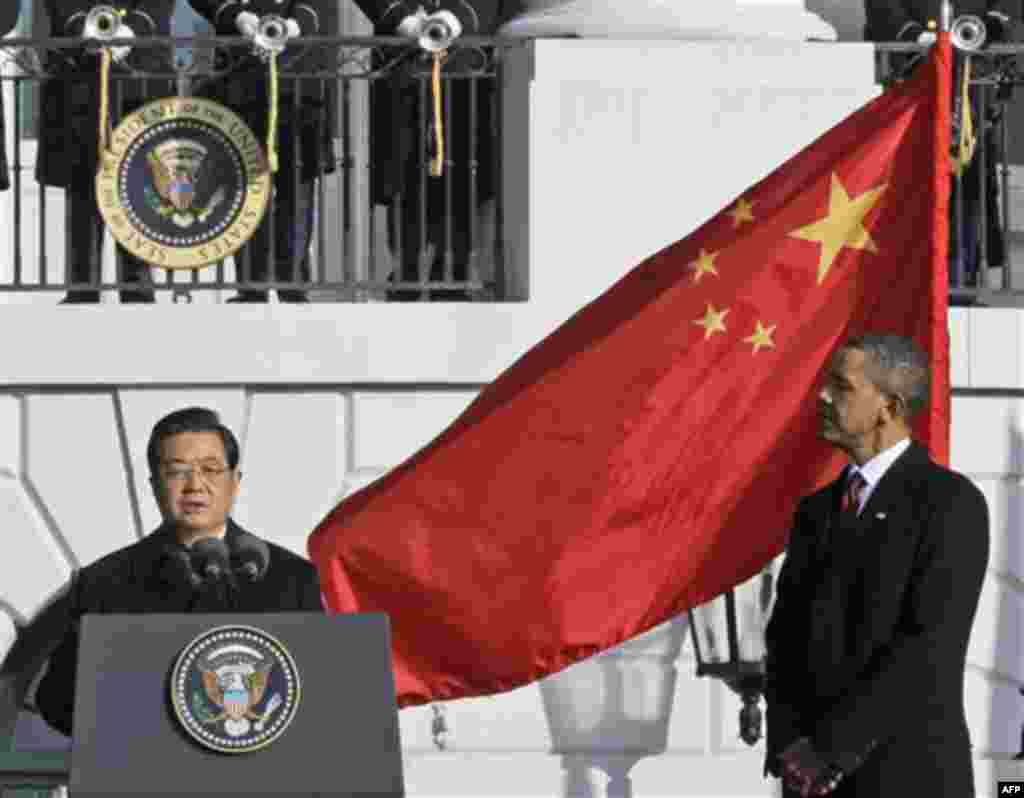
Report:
875,512,887,520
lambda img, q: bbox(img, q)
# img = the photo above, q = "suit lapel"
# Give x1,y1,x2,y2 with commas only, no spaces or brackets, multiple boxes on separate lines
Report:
845,442,931,655
804,442,933,694
857,441,931,526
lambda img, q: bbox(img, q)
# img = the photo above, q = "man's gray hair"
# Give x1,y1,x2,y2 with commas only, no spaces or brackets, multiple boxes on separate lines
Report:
845,334,931,418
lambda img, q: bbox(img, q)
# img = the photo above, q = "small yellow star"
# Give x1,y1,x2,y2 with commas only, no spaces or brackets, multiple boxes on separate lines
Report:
689,249,719,284
693,303,729,340
744,321,776,354
729,198,755,228
788,172,887,285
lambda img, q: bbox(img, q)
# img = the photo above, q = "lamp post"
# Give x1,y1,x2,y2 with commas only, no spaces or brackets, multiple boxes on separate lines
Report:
687,563,775,746
540,616,689,798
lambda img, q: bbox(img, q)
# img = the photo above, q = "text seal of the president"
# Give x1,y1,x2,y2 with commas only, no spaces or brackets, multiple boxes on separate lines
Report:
170,625,301,753
96,97,270,269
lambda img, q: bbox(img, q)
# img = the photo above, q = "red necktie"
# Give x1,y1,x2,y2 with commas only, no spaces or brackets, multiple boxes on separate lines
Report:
841,472,867,516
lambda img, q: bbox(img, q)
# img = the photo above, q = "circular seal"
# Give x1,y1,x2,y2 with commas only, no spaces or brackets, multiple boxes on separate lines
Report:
169,625,301,754
96,97,271,270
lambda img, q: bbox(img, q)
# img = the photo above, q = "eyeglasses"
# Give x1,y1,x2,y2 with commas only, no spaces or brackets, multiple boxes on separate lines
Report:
161,462,232,482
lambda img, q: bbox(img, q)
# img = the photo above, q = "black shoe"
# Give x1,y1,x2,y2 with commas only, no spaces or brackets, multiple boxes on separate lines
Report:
386,289,424,302
428,289,472,302
386,269,424,302
227,291,269,303
278,290,310,303
119,290,155,304
58,291,101,305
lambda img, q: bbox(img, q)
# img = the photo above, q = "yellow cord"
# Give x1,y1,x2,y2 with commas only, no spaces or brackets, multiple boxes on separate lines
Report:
268,51,280,174
99,47,112,155
430,50,446,178
97,9,127,160
954,56,976,177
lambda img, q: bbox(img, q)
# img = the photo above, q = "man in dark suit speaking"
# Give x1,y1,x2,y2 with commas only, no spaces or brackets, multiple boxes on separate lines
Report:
35,406,322,737
763,334,989,796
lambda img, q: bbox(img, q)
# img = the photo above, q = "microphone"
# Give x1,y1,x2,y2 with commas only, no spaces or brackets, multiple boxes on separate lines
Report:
191,537,233,584
160,545,203,590
232,533,270,583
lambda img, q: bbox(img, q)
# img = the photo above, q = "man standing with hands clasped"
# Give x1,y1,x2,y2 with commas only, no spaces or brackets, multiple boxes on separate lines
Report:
764,334,989,796
352,0,503,302
39,0,177,303
187,0,337,303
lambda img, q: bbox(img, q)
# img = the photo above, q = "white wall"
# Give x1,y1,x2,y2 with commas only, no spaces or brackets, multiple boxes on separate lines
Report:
806,0,865,42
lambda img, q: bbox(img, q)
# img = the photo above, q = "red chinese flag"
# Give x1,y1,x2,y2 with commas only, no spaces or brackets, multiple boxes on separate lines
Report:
309,38,952,706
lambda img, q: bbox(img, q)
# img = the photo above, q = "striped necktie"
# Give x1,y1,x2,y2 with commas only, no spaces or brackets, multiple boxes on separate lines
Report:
841,471,867,516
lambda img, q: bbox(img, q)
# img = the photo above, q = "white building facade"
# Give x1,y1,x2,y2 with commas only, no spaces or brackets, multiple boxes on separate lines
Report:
1,3,1022,796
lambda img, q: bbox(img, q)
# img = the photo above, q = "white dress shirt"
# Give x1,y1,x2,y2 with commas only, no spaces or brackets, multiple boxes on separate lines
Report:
845,437,912,515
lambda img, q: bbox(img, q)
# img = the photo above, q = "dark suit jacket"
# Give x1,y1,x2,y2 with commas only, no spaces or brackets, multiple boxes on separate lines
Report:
0,4,18,192
353,0,504,207
864,0,1023,41
764,441,989,796
187,0,337,181
863,1,1020,270
36,0,176,188
35,519,322,737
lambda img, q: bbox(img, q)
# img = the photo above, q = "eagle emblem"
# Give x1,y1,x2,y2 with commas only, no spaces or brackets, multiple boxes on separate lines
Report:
97,97,270,270
170,625,300,753
145,139,227,229
197,661,282,738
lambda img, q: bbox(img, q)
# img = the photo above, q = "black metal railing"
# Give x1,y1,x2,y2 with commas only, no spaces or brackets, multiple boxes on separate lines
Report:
876,41,1024,305
0,37,1020,307
0,35,508,303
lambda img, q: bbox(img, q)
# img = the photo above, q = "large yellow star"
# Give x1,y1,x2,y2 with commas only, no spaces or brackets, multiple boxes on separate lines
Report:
788,173,887,285
743,321,776,354
729,198,755,228
688,249,719,284
693,303,729,340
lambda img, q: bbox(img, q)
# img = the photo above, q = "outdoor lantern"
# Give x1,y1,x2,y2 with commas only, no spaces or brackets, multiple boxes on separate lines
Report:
687,564,775,746
540,617,689,798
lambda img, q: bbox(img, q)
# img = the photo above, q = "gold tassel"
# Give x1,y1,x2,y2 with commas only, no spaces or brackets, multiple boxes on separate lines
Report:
953,56,976,176
96,8,126,162
267,50,280,173
98,47,112,156
430,50,446,177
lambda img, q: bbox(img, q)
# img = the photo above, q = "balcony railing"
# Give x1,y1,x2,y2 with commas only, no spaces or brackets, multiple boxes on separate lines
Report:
0,35,509,304
876,41,1024,306
0,37,1019,307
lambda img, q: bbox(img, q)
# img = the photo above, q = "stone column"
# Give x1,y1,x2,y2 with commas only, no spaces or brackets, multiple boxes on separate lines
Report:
500,1,837,41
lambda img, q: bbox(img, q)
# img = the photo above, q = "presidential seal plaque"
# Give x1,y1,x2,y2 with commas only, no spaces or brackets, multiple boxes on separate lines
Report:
96,97,271,269
170,625,301,754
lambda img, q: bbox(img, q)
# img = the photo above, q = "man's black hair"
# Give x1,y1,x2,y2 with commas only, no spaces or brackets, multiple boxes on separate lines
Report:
845,334,931,418
146,406,240,476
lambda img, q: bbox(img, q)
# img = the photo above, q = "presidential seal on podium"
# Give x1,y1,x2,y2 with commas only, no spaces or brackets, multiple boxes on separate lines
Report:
170,625,301,754
96,97,271,270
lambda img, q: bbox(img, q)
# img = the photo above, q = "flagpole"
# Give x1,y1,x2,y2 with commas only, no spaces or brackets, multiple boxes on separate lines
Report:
929,3,954,465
